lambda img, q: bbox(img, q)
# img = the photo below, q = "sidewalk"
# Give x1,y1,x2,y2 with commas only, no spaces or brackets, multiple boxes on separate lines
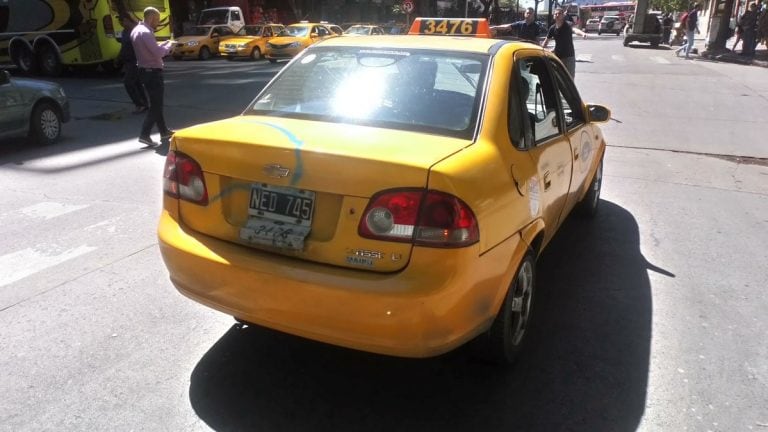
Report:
699,36,768,68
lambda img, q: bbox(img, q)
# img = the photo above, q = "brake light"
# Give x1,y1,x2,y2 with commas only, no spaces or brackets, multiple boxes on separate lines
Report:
163,151,208,205
358,189,479,248
103,15,115,38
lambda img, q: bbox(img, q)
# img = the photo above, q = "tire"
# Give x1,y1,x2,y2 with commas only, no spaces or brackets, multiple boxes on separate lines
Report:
598,30,602,35
37,44,62,77
250,47,262,61
12,45,38,75
473,251,536,364
198,46,211,60
576,158,603,217
29,102,62,146
172,54,182,61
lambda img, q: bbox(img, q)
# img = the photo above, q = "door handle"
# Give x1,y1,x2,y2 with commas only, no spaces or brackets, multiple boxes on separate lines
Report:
543,171,552,190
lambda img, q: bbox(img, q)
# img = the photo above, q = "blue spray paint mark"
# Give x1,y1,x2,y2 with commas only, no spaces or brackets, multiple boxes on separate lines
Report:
241,119,304,186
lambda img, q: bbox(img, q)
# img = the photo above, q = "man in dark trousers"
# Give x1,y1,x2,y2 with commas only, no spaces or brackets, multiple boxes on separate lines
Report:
130,7,176,146
509,8,544,42
542,7,587,78
119,15,147,114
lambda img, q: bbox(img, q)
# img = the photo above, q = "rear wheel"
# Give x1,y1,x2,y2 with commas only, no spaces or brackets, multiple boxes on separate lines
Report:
473,252,536,364
251,47,262,60
576,158,603,217
12,45,38,75
198,46,211,60
37,44,62,77
29,102,62,146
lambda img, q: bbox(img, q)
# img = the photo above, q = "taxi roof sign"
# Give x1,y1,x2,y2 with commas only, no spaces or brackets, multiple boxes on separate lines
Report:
408,18,491,38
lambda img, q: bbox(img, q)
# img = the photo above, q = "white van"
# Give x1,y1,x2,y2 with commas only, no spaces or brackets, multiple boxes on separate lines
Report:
198,7,245,33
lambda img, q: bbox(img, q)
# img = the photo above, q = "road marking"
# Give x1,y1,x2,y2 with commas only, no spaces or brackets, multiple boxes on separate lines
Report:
650,56,671,64
18,202,89,220
611,54,626,62
0,245,97,288
577,54,593,62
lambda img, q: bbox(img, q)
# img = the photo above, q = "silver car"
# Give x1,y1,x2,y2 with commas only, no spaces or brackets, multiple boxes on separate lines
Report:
0,70,70,145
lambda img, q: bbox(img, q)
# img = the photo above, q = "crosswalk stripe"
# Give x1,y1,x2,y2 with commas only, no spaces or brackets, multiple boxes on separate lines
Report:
611,54,626,62
18,202,89,220
577,54,593,62
649,56,671,64
0,245,97,288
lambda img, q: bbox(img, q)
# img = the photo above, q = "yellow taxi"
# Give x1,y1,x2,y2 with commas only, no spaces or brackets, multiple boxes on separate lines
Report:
172,25,236,60
158,18,611,363
219,24,285,61
264,22,336,63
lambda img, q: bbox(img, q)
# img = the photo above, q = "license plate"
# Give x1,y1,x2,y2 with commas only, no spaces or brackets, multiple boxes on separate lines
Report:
240,184,315,250
225,48,236,52
247,184,315,226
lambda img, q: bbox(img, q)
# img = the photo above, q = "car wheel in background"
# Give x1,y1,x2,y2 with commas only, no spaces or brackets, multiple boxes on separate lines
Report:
198,46,211,60
11,45,38,75
576,158,603,217
172,54,182,60
29,102,62,146
251,47,262,60
37,44,62,77
100,59,122,75
268,58,277,64
472,251,537,364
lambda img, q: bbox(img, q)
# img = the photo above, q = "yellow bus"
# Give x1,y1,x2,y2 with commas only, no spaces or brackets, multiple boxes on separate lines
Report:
0,0,171,76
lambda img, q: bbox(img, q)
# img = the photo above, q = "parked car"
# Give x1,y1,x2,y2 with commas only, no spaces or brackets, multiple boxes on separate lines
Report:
584,18,600,33
219,24,285,60
158,17,610,363
172,25,237,60
265,22,337,63
599,15,623,35
343,24,386,36
0,70,69,146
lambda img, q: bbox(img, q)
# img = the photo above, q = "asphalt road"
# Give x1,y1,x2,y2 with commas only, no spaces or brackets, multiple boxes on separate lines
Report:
1,37,767,431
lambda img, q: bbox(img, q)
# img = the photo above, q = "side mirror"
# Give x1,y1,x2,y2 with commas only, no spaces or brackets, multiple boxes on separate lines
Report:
586,103,611,123
0,70,10,85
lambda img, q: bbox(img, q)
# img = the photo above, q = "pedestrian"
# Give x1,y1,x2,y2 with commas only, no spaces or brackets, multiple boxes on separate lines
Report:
675,3,701,59
119,15,147,115
541,7,588,78
509,7,544,42
662,13,674,44
130,7,176,146
739,2,759,56
732,22,743,51
758,6,768,47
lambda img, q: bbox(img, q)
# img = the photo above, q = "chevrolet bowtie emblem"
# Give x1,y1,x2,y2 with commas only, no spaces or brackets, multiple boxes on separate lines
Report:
262,163,290,178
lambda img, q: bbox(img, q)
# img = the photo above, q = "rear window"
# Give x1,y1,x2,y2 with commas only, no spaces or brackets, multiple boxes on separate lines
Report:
247,47,488,138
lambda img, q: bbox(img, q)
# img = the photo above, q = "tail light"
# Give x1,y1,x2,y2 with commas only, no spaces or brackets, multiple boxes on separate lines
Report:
163,151,208,205
103,15,115,38
358,189,479,248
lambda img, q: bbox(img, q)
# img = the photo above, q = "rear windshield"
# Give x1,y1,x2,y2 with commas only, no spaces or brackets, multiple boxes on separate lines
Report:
247,47,488,139
279,25,309,37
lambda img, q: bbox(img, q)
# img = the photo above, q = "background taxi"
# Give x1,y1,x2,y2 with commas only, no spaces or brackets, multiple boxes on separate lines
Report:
158,18,610,364
219,24,285,61
264,22,336,63
343,24,386,36
172,25,236,60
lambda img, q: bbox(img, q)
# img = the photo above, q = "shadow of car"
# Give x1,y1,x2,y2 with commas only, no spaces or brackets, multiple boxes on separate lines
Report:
0,70,69,146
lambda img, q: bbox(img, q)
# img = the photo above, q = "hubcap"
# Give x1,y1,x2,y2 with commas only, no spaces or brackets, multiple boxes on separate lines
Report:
40,109,60,139
509,260,534,345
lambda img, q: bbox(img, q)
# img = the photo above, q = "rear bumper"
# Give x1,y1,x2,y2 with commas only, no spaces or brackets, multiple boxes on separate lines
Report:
158,209,524,358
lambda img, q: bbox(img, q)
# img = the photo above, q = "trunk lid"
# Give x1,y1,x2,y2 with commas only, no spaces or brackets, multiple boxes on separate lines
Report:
172,115,472,272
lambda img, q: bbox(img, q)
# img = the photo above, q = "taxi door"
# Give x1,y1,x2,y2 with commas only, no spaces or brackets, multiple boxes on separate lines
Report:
547,58,596,214
513,53,574,246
